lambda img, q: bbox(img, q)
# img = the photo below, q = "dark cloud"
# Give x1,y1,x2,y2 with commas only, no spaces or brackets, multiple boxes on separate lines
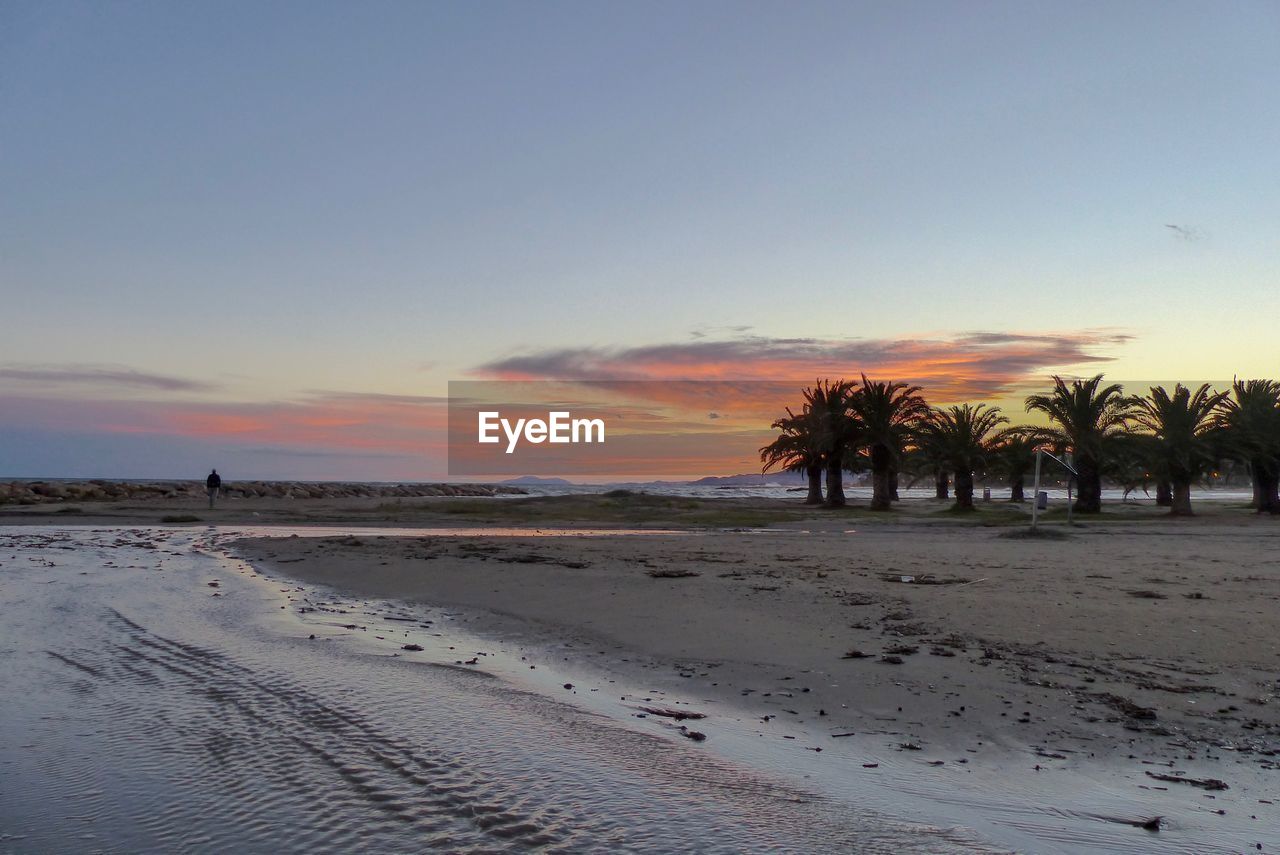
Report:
0,364,219,393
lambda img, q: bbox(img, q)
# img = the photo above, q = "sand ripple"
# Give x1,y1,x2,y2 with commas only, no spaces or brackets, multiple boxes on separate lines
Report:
0,528,986,853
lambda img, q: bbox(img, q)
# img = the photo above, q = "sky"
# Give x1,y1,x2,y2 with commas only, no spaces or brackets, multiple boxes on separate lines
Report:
2,1,1277,480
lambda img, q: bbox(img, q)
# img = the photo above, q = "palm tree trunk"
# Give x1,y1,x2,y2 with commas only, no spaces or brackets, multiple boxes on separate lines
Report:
1008,476,1025,502
1250,463,1264,510
1075,456,1103,513
890,467,900,502
805,465,823,505
1258,466,1280,515
1155,479,1173,507
954,469,975,510
1170,479,1194,516
825,455,846,508
870,444,892,511
934,470,949,500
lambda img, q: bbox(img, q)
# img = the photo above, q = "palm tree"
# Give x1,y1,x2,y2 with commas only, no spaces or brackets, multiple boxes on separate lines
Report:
1219,379,1280,514
920,405,1008,510
1104,432,1162,503
904,425,951,500
1025,375,1134,514
760,405,825,505
803,379,860,507
990,426,1053,502
1130,384,1227,516
850,376,930,511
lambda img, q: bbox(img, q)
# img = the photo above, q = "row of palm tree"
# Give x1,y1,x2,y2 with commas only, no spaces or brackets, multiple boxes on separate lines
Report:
760,374,1280,516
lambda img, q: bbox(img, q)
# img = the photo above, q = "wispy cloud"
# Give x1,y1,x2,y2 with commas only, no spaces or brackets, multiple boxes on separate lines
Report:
300,390,451,406
1164,223,1205,242
0,332,1135,480
0,390,450,455
0,363,219,393
477,330,1133,400
689,324,754,340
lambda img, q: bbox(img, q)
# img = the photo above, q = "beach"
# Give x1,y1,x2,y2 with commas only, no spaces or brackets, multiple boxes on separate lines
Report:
3,492,1278,852
233,514,1280,766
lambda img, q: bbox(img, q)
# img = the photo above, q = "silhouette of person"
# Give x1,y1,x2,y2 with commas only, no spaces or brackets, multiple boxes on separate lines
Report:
206,469,222,508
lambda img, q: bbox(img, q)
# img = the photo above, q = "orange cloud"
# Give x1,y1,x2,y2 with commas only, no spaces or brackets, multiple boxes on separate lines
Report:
478,330,1132,402
0,392,451,456
0,333,1135,481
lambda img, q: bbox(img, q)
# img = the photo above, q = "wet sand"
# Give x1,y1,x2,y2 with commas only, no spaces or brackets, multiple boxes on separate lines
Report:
4,494,1279,851
3,527,967,853
225,504,1280,851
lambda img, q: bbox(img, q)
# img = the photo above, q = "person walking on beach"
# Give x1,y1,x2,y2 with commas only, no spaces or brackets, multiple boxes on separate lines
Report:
206,469,222,508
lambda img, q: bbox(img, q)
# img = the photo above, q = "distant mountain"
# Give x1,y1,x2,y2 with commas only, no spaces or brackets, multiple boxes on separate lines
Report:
499,475,575,486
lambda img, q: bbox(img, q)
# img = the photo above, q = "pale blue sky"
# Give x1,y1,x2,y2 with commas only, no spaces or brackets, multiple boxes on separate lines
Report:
2,1,1277,476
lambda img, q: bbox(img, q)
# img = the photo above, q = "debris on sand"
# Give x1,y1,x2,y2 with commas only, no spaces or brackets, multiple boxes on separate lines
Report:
1145,772,1228,791
637,706,707,721
841,649,871,659
401,643,424,651
1126,590,1168,599
879,655,904,665
1093,692,1158,720
647,569,700,579
680,727,707,742
880,573,970,585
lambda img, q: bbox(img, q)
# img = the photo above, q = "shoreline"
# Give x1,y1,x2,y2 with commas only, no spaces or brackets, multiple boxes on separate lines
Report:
223,512,1280,851
9,526,924,853
5,512,1277,851
0,488,1272,531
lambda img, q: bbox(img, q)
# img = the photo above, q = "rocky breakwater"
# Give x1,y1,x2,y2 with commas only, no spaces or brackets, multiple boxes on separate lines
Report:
0,480,526,505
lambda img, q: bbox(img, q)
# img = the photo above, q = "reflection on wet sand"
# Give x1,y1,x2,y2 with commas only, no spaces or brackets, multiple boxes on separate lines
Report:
1,527,988,854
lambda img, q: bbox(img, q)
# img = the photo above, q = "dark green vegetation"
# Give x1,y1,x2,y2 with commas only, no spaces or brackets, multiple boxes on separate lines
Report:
762,374,1280,517
161,514,203,523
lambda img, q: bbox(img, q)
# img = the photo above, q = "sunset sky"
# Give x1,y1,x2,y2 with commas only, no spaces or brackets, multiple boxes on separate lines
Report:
2,1,1277,479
